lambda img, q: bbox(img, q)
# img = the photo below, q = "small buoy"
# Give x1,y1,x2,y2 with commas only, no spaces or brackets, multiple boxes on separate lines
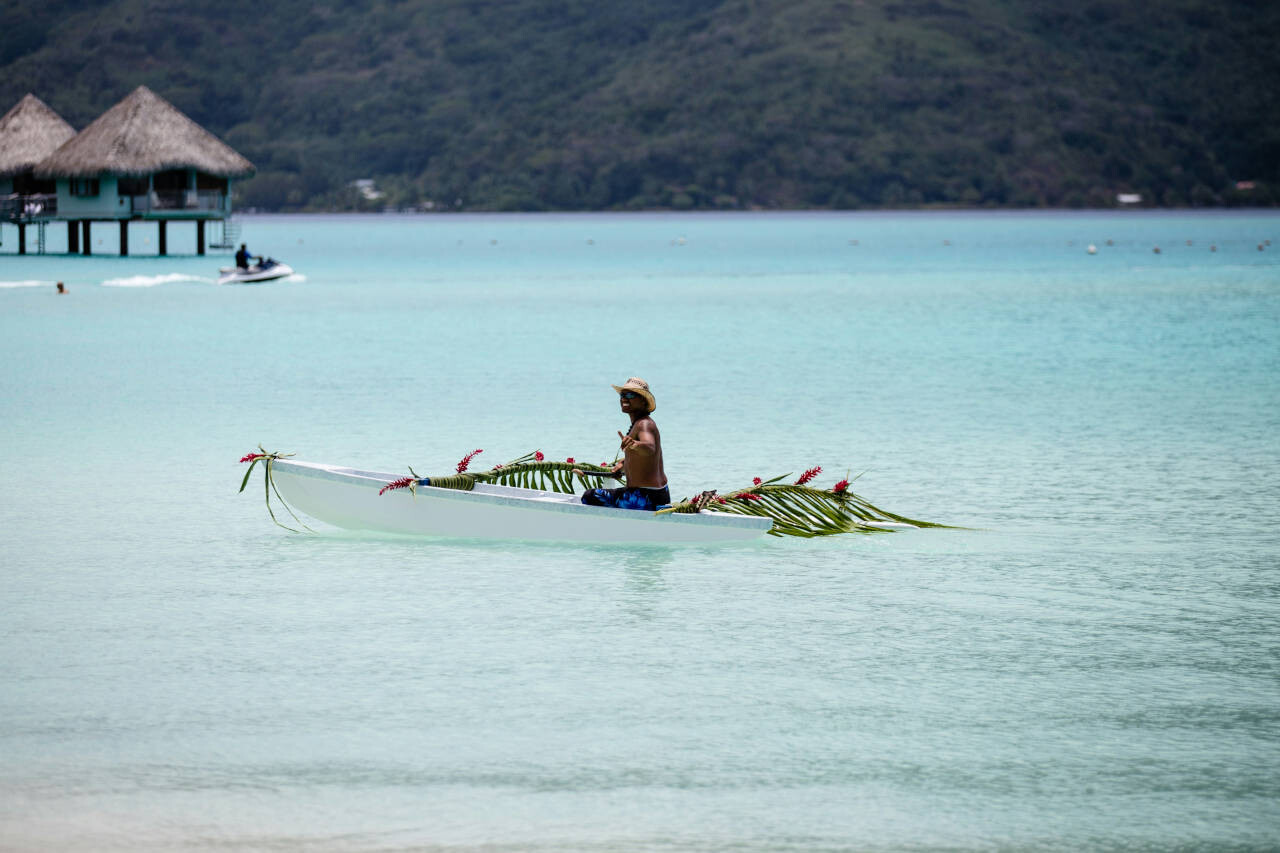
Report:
1087,244,1097,254
1210,245,1217,252
1106,239,1114,246
943,239,951,246
1186,240,1193,246
1153,246,1161,254
1259,244,1266,251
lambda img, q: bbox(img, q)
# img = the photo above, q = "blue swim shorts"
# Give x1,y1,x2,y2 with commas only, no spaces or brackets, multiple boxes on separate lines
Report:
581,484,671,511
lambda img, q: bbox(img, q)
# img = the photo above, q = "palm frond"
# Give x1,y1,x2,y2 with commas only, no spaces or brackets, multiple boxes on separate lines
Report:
405,452,618,495
657,479,952,537
237,446,313,533
378,449,953,538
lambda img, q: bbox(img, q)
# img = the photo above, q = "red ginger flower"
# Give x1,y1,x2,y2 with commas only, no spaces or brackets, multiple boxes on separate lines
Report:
832,479,850,494
239,452,266,463
566,457,575,464
738,493,762,501
752,477,762,486
795,466,822,486
456,449,483,473
379,476,415,495
535,451,544,461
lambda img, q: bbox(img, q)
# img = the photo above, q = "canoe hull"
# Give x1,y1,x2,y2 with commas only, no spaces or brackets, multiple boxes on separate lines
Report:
268,460,772,544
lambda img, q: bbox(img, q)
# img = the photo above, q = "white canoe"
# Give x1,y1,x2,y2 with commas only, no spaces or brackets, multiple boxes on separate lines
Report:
269,459,774,544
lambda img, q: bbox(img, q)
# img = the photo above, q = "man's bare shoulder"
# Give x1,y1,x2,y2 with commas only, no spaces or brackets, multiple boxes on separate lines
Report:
633,416,659,435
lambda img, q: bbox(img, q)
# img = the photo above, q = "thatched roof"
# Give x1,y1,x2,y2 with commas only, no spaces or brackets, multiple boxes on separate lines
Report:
0,94,76,178
36,86,254,179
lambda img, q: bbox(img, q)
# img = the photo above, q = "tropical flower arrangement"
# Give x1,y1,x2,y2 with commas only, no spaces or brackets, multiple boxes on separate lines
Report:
240,446,945,537
237,446,313,533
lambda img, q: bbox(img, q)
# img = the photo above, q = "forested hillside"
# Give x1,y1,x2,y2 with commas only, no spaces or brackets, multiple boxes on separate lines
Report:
3,0,1277,210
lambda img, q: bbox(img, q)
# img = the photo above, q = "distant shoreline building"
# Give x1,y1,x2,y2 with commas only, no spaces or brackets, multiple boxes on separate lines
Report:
2,86,254,256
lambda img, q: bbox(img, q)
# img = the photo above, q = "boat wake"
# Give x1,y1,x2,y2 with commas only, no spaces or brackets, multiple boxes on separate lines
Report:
101,273,215,288
0,279,53,288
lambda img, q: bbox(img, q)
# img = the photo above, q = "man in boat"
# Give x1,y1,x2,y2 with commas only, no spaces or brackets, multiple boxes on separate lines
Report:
234,243,255,270
576,377,670,510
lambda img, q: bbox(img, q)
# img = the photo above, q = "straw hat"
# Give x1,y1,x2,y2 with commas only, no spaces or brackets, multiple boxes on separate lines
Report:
612,377,655,412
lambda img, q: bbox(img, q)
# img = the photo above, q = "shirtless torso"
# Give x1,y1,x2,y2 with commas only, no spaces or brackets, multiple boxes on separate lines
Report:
618,415,666,488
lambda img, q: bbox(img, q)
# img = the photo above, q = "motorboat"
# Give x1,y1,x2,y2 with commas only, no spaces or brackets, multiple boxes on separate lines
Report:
265,459,774,544
217,257,294,285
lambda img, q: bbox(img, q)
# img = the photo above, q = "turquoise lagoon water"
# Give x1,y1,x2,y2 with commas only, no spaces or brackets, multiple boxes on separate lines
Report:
2,211,1278,850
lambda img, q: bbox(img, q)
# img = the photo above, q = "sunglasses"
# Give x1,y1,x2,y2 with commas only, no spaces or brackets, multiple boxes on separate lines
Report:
619,391,641,400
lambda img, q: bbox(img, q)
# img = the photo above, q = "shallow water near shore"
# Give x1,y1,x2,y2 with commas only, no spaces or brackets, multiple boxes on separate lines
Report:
2,210,1279,850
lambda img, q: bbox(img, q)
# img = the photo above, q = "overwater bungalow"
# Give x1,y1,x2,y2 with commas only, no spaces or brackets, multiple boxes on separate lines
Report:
26,85,254,256
0,94,77,254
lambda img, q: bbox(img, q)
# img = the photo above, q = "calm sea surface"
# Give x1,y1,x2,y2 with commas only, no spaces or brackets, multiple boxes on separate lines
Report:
2,211,1279,851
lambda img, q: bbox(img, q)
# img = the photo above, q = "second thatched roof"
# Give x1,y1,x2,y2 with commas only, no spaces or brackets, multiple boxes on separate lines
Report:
36,85,254,179
0,94,77,178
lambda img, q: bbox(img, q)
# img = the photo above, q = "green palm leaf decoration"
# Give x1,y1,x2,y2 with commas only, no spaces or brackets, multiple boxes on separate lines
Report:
237,446,313,533
392,453,950,537
393,451,619,495
657,472,951,537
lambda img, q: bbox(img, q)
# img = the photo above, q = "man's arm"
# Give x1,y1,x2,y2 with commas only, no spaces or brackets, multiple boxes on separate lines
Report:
618,424,657,456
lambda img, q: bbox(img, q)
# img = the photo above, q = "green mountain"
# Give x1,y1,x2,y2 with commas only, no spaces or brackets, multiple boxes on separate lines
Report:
3,0,1277,210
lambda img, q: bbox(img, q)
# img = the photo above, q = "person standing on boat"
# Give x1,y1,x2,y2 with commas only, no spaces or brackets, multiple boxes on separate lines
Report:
577,377,670,510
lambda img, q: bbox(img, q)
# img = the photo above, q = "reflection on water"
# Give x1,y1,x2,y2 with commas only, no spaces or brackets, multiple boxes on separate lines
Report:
619,547,673,621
